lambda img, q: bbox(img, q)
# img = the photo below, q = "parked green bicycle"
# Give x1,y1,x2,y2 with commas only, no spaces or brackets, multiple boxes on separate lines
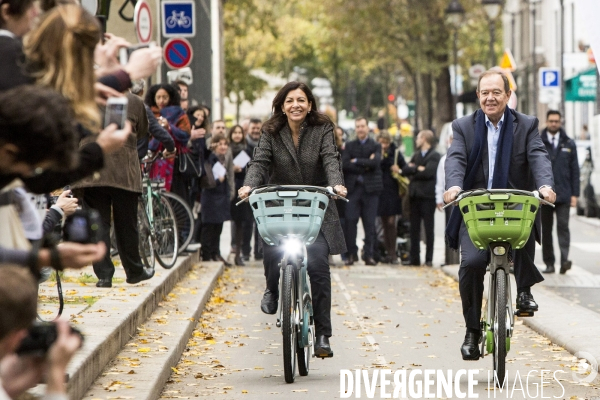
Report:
445,188,554,384
238,185,347,383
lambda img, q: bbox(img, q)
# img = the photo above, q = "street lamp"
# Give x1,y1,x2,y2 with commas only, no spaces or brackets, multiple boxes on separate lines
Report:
482,0,503,68
445,0,465,120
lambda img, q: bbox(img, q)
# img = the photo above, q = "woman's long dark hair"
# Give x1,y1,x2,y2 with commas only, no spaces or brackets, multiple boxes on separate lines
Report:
145,83,181,108
262,81,332,135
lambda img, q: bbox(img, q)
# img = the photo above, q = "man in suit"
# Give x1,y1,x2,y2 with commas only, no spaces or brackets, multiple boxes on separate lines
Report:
342,117,383,265
402,130,441,266
540,110,579,274
444,70,556,360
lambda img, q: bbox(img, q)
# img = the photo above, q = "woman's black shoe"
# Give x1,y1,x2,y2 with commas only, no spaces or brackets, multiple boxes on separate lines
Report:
234,254,245,266
260,290,278,314
212,254,232,267
314,335,334,358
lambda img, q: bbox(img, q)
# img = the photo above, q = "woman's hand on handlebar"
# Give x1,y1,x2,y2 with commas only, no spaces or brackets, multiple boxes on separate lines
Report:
443,186,461,205
334,185,347,198
238,186,252,200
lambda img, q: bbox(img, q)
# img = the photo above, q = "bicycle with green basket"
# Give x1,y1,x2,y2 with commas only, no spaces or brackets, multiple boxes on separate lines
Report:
444,188,554,384
237,184,347,383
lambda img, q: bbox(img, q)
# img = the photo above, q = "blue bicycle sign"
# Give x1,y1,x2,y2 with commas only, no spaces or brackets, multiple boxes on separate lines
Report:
161,1,195,37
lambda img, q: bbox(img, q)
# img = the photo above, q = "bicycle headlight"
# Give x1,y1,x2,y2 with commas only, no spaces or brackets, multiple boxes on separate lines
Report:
493,247,506,256
283,238,303,255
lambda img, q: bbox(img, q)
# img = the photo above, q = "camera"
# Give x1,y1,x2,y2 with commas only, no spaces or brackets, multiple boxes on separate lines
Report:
118,42,154,65
15,322,84,356
63,209,102,244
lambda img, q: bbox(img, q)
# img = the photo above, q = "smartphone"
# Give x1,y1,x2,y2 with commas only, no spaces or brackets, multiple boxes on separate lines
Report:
119,42,154,65
104,97,128,129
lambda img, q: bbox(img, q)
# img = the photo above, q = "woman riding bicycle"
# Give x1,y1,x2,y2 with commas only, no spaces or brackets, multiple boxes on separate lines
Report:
238,81,347,358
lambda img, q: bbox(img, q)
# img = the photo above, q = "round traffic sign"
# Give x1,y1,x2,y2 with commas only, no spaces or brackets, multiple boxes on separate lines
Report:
134,0,153,44
163,38,193,69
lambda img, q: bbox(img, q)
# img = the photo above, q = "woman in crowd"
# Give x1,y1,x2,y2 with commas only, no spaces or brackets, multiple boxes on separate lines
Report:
377,130,404,264
238,81,347,358
228,125,252,266
145,83,191,200
201,133,234,265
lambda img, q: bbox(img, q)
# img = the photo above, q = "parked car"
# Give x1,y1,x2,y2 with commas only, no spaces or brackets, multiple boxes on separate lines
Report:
576,146,600,217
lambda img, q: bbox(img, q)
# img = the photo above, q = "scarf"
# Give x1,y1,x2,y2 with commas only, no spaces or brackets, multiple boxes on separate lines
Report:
445,107,514,250
246,133,259,148
230,141,247,158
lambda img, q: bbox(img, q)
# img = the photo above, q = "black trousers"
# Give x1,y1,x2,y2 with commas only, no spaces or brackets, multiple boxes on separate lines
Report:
409,197,436,264
263,232,332,337
201,222,223,260
541,203,571,267
83,187,144,280
458,222,544,330
346,183,379,259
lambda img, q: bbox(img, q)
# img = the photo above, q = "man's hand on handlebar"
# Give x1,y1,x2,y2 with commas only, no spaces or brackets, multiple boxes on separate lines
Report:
443,186,461,205
539,187,556,203
238,185,252,200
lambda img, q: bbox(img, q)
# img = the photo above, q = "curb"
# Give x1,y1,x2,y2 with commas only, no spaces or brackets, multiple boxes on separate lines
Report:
574,214,600,228
83,261,224,400
58,252,200,400
441,265,600,372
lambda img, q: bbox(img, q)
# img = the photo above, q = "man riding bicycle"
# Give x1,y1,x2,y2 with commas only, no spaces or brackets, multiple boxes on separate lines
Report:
443,70,556,360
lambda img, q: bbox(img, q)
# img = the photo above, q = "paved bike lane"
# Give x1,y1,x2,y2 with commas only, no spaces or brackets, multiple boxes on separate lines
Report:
159,264,599,399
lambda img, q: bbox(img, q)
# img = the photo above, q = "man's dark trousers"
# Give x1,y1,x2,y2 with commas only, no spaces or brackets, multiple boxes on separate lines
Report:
346,182,379,260
458,222,544,330
541,203,570,267
409,197,436,265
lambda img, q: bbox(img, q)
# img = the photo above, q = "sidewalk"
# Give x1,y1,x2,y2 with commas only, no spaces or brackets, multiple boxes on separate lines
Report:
32,252,224,399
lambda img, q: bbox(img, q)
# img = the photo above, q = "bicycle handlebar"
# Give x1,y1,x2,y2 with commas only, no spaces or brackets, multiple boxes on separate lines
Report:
235,184,349,206
442,188,555,210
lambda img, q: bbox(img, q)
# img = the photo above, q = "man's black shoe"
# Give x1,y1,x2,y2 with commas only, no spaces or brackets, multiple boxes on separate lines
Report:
543,265,555,274
314,335,333,358
425,261,433,267
346,253,356,266
126,267,155,284
254,254,264,261
365,257,377,266
560,260,572,274
96,278,112,288
242,254,250,262
516,291,538,311
260,289,278,314
460,331,481,360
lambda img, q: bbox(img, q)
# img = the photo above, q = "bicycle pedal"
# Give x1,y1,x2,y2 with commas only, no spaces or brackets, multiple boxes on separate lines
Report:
315,353,334,359
515,309,534,317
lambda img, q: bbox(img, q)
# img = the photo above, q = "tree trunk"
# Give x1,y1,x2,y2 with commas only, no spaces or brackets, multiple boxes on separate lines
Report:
236,92,242,125
412,72,420,133
434,60,453,136
423,72,433,131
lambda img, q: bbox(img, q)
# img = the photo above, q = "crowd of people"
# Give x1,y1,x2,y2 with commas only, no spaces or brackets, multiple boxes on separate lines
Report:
0,0,583,393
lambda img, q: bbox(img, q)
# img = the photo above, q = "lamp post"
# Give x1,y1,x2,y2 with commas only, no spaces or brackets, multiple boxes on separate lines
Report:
482,0,502,68
445,0,465,120
530,0,540,115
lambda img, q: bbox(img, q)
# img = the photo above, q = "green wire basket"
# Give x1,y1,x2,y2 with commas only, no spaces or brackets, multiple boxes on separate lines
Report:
248,190,329,246
459,193,539,250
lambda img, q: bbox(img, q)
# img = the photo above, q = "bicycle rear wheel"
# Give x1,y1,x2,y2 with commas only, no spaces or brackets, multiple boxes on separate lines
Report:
138,200,155,269
161,191,194,255
493,271,507,385
281,263,297,383
153,194,179,269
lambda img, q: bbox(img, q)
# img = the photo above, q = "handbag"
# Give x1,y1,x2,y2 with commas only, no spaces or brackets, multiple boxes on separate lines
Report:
391,148,409,197
178,151,202,178
199,160,216,189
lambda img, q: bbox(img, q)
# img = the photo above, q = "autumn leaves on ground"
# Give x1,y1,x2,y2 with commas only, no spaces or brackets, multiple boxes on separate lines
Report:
148,265,600,399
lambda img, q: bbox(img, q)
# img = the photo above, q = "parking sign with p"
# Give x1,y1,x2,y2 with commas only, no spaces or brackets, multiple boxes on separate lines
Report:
540,68,560,88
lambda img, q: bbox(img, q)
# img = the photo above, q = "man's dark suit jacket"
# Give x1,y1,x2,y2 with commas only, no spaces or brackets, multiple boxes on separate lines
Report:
445,108,554,240
342,138,383,194
402,149,441,199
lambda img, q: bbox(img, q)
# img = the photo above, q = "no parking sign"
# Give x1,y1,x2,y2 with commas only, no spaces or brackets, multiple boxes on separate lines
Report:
163,38,193,69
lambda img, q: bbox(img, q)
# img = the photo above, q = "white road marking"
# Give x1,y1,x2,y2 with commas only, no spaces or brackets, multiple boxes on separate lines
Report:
332,272,387,367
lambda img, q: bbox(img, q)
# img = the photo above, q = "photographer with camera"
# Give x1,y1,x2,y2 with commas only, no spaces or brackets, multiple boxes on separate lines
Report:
0,85,106,273
0,266,82,400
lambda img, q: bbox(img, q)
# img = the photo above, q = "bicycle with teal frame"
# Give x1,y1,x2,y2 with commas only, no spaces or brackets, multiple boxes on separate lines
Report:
238,184,347,383
444,188,554,384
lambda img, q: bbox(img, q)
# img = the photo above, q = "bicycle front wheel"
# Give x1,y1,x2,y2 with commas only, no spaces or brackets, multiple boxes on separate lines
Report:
493,271,507,385
138,200,155,269
161,191,194,255
153,194,179,269
281,263,297,384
